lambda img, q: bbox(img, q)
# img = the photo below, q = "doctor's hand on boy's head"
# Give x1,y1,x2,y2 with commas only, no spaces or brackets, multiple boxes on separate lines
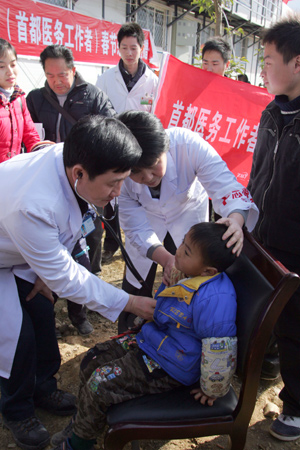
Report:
217,212,245,257
190,387,217,406
124,294,157,321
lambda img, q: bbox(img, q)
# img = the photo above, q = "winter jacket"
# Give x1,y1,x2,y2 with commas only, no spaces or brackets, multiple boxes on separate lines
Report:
248,100,300,256
137,272,237,385
0,86,40,163
96,64,158,113
26,72,116,142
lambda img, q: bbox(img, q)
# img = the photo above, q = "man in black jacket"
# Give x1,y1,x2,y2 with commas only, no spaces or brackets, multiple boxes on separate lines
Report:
248,16,300,442
27,45,116,336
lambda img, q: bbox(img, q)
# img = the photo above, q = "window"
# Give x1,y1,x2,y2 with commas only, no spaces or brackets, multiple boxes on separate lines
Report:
42,0,74,9
137,5,168,50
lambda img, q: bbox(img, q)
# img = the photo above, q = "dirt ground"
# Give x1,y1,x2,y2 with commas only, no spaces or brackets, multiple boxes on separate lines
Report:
1,249,300,450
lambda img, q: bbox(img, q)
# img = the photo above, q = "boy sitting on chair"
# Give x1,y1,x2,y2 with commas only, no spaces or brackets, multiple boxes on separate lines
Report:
51,222,237,450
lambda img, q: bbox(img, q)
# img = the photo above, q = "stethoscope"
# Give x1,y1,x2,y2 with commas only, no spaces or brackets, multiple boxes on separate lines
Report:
74,177,152,297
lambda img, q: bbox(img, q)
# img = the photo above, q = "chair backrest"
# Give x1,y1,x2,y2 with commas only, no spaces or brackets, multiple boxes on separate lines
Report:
225,242,274,377
227,230,300,419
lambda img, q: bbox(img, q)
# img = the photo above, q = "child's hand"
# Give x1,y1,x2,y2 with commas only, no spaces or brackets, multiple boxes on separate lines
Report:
190,387,216,406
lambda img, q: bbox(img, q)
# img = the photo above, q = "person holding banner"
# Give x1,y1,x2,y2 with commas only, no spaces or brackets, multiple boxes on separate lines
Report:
116,111,258,312
0,39,42,162
0,115,156,450
201,36,231,77
96,22,159,265
248,16,300,442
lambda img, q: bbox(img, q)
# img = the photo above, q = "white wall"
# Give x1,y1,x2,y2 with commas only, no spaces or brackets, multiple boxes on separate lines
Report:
74,0,124,24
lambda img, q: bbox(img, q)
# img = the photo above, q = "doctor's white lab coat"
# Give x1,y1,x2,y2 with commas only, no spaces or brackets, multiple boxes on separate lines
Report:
119,127,259,288
0,145,129,378
96,64,158,113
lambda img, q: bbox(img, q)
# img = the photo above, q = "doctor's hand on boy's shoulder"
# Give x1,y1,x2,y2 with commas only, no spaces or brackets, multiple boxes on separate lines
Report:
124,294,157,321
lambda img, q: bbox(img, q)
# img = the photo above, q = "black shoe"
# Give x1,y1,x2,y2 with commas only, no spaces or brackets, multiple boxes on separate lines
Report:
101,249,116,264
270,414,300,441
35,390,77,416
72,318,94,336
3,415,50,450
50,416,74,446
55,326,62,340
261,354,280,381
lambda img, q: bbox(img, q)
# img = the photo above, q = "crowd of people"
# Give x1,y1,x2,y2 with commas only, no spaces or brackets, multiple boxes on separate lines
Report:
0,15,299,450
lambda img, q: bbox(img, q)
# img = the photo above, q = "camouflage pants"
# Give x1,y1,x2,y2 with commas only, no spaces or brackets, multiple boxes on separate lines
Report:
73,335,181,440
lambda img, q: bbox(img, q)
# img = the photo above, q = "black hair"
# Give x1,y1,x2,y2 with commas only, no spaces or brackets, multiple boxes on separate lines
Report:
238,74,250,83
0,39,17,60
63,115,142,179
189,222,236,273
116,111,169,169
117,23,145,47
261,15,300,64
202,37,231,64
40,45,74,70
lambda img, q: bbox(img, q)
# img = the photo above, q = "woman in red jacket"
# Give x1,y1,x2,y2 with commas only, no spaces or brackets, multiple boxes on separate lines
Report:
0,39,40,162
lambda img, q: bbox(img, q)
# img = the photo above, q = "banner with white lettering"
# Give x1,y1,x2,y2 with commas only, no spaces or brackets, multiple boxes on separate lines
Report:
153,54,274,186
0,0,158,67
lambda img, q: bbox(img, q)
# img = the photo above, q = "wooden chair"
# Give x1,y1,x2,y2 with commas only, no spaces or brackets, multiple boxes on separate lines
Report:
105,230,300,450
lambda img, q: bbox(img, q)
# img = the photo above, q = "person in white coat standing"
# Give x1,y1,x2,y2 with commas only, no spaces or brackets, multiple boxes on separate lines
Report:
96,23,158,263
116,111,259,330
0,115,156,450
96,22,158,115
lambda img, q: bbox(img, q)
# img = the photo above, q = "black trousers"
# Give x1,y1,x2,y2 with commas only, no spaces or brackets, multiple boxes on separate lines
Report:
0,277,60,421
119,233,176,333
86,217,104,274
122,232,177,297
266,245,300,417
68,239,92,325
103,203,120,254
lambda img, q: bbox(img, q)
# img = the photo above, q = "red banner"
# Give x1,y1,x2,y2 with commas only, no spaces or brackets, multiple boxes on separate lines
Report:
153,54,274,186
0,0,158,67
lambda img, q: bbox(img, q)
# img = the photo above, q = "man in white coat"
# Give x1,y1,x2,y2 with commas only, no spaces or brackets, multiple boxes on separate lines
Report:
96,22,158,263
115,111,259,329
0,115,156,450
96,22,158,115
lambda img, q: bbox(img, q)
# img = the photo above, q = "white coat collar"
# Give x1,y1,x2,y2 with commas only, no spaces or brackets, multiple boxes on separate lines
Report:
54,144,83,239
